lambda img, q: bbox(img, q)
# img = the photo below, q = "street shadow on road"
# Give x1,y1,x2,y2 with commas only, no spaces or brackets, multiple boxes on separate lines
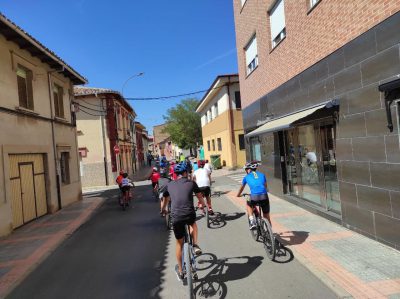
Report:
276,231,309,246
195,212,246,229
194,253,263,298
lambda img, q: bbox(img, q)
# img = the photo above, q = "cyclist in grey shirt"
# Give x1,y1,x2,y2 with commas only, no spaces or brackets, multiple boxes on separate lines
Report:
161,161,205,280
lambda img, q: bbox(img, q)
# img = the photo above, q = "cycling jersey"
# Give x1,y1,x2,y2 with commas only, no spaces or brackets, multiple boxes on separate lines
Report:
149,172,160,183
193,168,210,188
163,177,201,221
242,171,267,195
158,177,171,194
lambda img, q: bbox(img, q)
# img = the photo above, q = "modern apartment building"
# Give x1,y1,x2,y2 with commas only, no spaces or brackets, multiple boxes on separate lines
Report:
0,13,86,236
196,74,246,168
233,1,400,248
74,87,137,187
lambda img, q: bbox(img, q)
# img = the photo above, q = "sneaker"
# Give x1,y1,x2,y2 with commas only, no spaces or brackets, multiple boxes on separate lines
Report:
175,265,184,281
208,208,214,216
193,244,202,255
249,220,257,230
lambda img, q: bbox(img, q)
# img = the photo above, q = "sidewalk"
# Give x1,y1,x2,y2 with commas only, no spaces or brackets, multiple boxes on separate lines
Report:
220,180,400,298
0,196,104,298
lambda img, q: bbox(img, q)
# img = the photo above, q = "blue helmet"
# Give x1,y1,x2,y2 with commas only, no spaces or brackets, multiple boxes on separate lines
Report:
174,162,187,174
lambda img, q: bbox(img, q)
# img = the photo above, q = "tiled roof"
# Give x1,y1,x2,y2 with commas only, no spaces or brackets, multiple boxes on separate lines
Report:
74,86,136,116
73,86,122,97
0,12,87,85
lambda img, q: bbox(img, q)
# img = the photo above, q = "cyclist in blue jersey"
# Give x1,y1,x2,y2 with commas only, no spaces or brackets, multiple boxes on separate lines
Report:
236,161,270,230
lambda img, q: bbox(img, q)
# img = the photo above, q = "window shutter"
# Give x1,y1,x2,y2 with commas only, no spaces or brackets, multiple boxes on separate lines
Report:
245,36,257,66
58,86,64,118
17,75,28,108
26,70,34,110
235,91,242,109
270,0,286,41
53,90,59,117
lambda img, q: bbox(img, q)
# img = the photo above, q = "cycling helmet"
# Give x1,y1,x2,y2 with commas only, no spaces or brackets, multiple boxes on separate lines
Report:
198,160,205,168
174,162,187,174
119,170,124,175
152,167,158,172
243,161,258,170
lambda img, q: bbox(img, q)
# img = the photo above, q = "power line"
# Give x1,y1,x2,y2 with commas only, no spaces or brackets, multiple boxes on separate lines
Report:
78,106,106,117
125,81,239,101
73,102,106,113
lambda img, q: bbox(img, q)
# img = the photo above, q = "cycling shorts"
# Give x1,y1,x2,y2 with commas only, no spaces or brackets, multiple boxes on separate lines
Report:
199,186,211,197
172,214,196,240
121,186,130,193
246,194,270,214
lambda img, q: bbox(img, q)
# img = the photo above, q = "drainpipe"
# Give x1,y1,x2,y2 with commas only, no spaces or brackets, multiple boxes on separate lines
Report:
226,76,237,168
47,68,64,210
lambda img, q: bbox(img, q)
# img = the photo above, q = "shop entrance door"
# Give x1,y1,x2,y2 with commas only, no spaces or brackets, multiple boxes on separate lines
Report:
283,122,341,215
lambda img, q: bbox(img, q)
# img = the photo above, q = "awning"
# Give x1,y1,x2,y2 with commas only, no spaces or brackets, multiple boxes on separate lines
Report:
246,103,328,138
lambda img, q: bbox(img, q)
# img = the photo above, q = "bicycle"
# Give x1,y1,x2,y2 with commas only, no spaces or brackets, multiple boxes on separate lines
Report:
182,224,198,299
165,200,172,230
121,188,131,211
242,193,275,261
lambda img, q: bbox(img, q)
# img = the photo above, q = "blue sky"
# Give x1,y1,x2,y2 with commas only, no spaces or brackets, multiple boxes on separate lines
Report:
0,1,238,134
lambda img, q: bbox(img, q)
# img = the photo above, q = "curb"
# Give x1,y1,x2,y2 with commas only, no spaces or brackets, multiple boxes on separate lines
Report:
0,198,105,299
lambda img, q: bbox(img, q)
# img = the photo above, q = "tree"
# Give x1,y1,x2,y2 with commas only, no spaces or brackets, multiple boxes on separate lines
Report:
163,98,202,154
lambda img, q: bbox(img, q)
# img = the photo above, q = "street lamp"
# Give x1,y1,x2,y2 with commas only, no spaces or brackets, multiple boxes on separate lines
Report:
121,72,144,96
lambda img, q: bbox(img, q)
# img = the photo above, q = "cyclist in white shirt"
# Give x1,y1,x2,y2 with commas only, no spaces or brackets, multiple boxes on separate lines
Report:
204,159,212,174
192,160,214,215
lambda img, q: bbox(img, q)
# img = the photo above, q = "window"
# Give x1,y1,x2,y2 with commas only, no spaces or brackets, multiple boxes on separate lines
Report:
16,64,34,110
60,152,70,184
245,35,258,75
207,140,211,151
212,139,215,151
217,138,222,151
309,0,321,9
269,0,286,48
235,91,242,109
239,134,245,150
207,109,212,122
214,103,218,118
53,84,64,118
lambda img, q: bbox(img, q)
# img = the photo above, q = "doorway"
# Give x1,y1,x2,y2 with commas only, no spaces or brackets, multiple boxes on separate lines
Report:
283,121,341,215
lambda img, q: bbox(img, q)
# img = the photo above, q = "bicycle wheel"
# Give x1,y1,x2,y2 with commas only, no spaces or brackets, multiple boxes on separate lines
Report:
248,217,259,241
184,243,194,299
205,204,210,228
261,219,275,261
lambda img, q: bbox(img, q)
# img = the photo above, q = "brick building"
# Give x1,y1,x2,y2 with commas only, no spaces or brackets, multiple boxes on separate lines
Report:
233,0,400,249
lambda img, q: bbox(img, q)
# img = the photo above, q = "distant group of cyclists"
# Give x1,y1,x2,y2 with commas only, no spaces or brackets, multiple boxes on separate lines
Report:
116,155,270,282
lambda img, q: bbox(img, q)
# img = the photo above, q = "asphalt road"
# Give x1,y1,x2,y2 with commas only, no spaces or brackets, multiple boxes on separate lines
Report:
8,178,337,299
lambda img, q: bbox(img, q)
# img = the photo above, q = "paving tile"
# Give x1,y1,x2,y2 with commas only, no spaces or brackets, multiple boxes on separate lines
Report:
313,235,400,282
0,239,45,263
0,267,10,279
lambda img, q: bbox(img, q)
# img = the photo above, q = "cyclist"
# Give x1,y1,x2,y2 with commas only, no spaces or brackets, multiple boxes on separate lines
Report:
169,161,177,180
161,161,205,280
116,170,125,205
148,167,161,198
120,172,134,205
236,162,270,230
192,160,213,215
158,171,171,215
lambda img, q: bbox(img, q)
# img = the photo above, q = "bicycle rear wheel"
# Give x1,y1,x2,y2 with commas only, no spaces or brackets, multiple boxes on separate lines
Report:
184,243,194,299
261,219,275,260
205,204,210,228
248,217,259,241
